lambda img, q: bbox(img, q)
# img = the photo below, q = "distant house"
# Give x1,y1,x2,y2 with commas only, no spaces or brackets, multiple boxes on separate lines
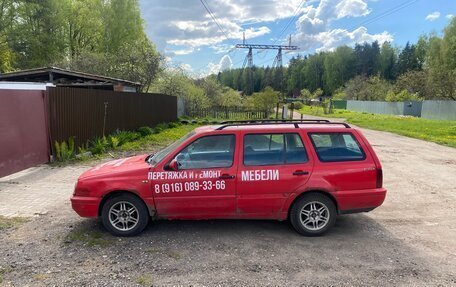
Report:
0,66,141,92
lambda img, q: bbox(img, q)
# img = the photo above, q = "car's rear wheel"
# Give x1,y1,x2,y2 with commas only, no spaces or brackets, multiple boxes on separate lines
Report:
101,194,149,236
290,193,336,236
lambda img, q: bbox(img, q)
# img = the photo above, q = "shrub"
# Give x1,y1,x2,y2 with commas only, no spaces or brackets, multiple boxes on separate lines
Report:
168,122,178,128
289,101,304,110
90,137,109,155
115,131,141,145
137,126,153,137
55,137,75,161
154,123,169,133
385,90,423,102
108,136,120,149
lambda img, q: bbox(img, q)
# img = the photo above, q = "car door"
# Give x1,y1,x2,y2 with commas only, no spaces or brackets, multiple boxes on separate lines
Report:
236,131,313,218
152,133,238,219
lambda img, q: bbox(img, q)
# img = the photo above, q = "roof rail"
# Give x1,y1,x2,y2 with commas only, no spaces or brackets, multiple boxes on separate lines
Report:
216,119,351,130
219,119,330,124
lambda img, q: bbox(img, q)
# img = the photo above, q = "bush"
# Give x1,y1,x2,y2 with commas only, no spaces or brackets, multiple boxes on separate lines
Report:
137,126,154,137
90,137,109,155
385,90,423,102
55,137,75,161
108,136,120,149
289,101,304,110
154,123,169,133
115,131,141,145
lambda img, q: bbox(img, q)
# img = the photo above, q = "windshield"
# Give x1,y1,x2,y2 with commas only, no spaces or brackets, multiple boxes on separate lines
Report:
148,130,196,165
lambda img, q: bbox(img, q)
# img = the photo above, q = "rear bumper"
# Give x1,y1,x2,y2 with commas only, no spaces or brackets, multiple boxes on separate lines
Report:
71,196,101,218
334,188,387,213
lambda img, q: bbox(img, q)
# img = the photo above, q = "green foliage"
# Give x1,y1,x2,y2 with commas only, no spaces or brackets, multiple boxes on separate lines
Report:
90,137,108,155
115,131,141,145
154,123,169,133
137,126,154,137
55,137,75,161
0,0,160,90
344,75,392,101
152,70,210,110
289,101,304,110
248,87,279,111
385,90,423,102
300,88,312,101
107,136,120,149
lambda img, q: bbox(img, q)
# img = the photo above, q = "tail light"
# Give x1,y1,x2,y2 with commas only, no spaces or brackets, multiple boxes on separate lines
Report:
376,168,383,188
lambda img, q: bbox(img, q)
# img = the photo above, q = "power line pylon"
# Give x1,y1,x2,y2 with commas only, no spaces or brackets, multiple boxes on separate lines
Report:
236,34,297,95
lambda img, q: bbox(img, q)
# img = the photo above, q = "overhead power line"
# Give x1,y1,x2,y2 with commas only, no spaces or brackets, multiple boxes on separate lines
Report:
199,0,236,46
348,0,420,31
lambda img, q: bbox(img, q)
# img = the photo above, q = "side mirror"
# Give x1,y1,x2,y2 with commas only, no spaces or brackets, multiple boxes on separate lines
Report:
167,159,179,171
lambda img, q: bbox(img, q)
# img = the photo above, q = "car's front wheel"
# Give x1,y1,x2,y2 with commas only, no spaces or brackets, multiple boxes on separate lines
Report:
101,194,149,236
290,193,336,236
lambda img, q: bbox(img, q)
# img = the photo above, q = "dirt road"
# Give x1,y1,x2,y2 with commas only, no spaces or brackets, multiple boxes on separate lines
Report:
0,122,455,286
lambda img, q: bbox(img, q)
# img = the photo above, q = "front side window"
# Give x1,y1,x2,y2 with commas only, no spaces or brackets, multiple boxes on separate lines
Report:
244,133,308,166
309,133,365,162
174,135,235,169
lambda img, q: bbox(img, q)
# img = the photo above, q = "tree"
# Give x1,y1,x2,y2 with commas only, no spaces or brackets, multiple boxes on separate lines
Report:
378,42,397,80
396,42,420,76
323,46,355,94
250,86,279,111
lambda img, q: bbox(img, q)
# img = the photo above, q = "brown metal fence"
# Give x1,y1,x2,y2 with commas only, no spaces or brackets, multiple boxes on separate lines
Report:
47,87,177,153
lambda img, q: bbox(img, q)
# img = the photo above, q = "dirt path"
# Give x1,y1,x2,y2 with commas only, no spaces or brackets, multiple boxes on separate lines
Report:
0,121,455,286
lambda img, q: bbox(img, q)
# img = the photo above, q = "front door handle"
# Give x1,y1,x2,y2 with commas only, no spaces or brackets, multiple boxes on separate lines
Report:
293,170,309,176
219,174,235,180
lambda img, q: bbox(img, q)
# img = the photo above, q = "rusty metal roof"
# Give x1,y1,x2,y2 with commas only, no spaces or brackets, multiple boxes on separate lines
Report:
0,66,142,86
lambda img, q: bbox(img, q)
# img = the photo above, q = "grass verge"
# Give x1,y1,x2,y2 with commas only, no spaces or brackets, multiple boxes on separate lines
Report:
300,105,456,148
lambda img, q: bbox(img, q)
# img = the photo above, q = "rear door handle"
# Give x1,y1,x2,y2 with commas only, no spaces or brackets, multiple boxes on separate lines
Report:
293,170,309,176
219,174,235,179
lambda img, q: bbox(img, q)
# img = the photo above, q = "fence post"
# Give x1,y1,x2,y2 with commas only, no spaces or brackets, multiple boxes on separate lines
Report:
290,103,294,120
276,103,279,119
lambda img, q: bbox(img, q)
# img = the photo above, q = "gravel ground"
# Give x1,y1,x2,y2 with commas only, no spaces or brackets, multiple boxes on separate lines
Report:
0,125,456,287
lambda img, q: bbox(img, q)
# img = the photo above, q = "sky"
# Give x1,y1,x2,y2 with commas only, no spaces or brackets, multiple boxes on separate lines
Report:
139,0,455,77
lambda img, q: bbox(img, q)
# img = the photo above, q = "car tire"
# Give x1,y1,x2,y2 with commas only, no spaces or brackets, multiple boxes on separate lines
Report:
290,193,336,236
101,194,149,237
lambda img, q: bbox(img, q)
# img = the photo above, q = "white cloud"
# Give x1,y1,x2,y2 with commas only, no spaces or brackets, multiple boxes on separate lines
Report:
447,14,454,20
139,0,303,52
203,55,233,77
292,0,392,52
425,12,440,21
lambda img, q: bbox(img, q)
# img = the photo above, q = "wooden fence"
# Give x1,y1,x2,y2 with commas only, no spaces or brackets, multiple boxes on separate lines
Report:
186,106,269,119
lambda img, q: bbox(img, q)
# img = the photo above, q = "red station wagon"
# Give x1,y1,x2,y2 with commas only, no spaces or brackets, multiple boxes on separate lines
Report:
71,120,387,236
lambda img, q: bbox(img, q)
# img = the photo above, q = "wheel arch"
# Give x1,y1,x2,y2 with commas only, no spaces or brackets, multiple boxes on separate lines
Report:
287,190,339,219
98,190,154,217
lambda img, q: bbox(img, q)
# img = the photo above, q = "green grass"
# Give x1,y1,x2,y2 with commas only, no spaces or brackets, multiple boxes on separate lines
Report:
136,274,153,286
64,227,113,247
300,105,456,148
0,216,28,231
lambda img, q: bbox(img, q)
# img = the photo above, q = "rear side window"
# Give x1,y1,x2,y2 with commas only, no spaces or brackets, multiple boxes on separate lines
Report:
309,133,365,162
244,133,308,166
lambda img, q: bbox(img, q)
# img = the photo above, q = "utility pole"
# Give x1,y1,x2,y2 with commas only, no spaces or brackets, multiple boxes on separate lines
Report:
235,34,298,96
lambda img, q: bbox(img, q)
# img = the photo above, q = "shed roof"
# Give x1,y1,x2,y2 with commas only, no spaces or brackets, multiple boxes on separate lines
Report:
0,66,141,87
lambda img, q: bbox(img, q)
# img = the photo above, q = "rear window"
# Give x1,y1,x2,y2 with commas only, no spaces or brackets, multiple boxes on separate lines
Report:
309,133,365,162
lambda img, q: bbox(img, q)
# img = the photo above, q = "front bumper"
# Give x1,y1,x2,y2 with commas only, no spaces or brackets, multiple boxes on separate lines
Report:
71,196,101,218
334,188,387,213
